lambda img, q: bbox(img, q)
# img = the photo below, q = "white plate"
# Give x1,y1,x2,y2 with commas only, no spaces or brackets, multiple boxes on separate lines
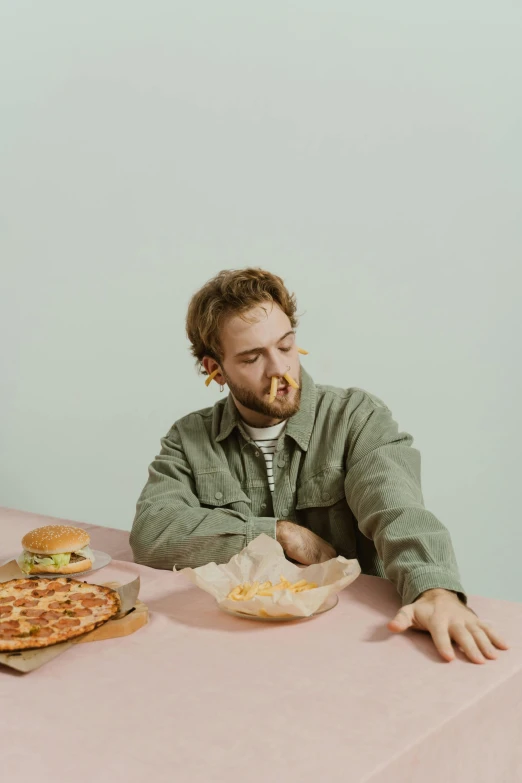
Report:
219,593,339,622
13,550,112,579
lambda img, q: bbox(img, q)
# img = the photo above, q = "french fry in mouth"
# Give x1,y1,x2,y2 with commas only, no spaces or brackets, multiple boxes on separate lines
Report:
205,369,219,387
283,373,299,389
269,376,278,403
297,347,309,355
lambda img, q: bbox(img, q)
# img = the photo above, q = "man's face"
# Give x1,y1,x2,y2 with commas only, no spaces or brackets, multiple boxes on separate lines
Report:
216,302,302,425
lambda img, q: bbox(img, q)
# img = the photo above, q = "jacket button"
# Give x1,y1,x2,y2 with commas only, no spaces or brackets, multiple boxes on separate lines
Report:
215,491,223,500
255,451,260,457
261,503,267,510
281,508,289,516
322,492,331,501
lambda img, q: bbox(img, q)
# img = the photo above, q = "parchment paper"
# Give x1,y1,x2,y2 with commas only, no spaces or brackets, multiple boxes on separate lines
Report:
178,534,361,618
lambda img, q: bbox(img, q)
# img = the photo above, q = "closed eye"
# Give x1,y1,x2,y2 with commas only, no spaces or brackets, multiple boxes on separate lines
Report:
242,346,292,364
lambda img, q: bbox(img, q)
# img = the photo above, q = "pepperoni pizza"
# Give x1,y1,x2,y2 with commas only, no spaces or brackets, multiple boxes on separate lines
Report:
0,577,121,651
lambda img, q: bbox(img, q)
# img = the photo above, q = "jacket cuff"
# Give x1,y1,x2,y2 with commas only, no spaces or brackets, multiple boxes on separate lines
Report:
402,567,468,607
245,517,278,545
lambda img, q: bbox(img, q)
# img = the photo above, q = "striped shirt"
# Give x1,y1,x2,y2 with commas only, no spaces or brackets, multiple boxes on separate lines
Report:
241,421,287,493
130,367,466,607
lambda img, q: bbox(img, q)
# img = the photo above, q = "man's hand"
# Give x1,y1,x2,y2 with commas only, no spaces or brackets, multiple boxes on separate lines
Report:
388,588,510,664
276,521,336,565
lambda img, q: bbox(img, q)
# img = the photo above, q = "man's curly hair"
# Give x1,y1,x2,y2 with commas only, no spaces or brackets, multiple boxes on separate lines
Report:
186,268,299,374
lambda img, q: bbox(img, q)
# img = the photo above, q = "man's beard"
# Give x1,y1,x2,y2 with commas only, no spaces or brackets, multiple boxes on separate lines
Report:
222,369,302,422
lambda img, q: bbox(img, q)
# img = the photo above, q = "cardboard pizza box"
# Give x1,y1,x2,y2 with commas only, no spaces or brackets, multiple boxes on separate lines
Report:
0,573,147,673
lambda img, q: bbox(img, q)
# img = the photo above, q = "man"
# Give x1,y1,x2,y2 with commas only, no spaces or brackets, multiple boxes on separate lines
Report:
131,268,509,664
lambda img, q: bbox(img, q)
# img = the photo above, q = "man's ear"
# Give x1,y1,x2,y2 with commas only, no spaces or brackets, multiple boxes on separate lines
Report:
202,356,226,385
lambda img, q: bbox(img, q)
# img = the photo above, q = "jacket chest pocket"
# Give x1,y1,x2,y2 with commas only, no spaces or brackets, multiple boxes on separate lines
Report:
295,467,355,558
296,466,346,510
194,471,252,512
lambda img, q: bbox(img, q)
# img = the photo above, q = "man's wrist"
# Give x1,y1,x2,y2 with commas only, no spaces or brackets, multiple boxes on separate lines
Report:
416,587,476,616
418,588,461,602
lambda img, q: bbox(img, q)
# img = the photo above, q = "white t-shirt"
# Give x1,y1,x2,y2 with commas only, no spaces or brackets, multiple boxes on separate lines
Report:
242,420,287,494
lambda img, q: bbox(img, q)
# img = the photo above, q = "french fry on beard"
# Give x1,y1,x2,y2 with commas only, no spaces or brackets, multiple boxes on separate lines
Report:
283,372,299,389
205,369,220,387
269,376,278,403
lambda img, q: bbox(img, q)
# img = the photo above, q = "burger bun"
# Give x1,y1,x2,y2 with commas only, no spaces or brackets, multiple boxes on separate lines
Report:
22,525,90,555
26,558,93,575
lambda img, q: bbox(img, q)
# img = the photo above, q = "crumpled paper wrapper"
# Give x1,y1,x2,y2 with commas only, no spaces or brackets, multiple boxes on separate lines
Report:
177,534,361,618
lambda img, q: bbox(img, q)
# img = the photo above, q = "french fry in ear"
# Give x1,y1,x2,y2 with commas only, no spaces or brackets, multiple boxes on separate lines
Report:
297,347,309,355
205,369,220,387
283,373,299,389
269,376,278,403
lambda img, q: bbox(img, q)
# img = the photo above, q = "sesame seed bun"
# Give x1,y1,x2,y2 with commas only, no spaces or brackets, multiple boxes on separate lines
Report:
21,525,91,555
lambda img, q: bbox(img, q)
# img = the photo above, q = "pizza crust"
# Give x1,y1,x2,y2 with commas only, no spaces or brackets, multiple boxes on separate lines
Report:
0,577,121,652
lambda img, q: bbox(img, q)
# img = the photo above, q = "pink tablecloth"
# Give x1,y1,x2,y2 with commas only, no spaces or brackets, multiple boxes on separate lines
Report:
1,506,522,783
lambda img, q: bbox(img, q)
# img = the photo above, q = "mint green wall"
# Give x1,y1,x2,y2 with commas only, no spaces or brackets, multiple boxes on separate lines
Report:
1,3,520,600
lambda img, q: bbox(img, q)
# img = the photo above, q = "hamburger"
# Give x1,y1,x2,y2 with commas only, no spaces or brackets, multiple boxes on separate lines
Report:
17,525,95,575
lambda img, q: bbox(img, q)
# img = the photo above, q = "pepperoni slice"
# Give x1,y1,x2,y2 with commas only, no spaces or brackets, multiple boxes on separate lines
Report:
31,590,49,598
0,596,15,604
16,581,36,590
21,609,46,618
68,607,92,617
41,611,61,621
34,627,54,637
52,583,72,592
43,589,56,597
0,620,20,629
68,592,96,600
81,598,106,608
0,607,12,616
48,601,65,610
56,618,81,627
13,598,39,607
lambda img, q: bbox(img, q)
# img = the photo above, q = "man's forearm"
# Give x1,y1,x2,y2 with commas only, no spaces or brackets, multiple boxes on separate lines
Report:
367,506,467,606
130,502,277,570
345,410,466,606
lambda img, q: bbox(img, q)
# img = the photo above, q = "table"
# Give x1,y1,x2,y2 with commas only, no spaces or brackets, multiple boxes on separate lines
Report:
1,506,521,782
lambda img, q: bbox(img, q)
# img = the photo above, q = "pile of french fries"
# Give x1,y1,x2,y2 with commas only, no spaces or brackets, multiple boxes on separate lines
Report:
227,575,318,601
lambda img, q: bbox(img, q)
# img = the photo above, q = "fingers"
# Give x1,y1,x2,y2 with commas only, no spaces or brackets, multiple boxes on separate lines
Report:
450,624,486,664
428,620,456,661
470,626,499,660
388,606,414,633
478,621,510,651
